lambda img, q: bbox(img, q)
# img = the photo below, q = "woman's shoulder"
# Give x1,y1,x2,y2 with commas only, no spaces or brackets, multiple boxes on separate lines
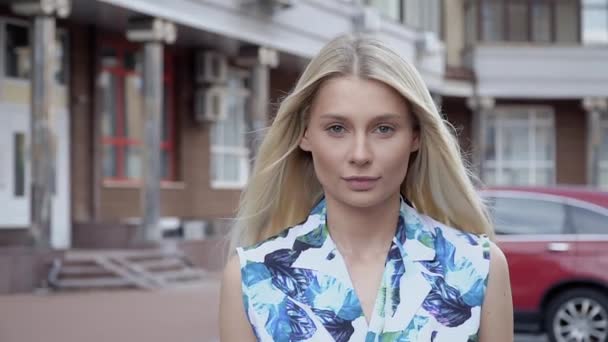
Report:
419,213,492,271
236,214,321,263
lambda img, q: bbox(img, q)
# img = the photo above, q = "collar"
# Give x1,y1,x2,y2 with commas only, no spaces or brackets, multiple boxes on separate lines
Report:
306,194,437,263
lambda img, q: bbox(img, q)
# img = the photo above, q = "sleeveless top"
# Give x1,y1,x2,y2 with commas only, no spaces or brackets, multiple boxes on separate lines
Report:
236,196,491,341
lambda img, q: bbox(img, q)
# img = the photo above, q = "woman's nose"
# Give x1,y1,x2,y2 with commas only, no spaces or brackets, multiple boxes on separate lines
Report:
348,133,372,166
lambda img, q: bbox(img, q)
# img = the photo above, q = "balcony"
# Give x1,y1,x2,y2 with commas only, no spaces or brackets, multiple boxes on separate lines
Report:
465,44,608,98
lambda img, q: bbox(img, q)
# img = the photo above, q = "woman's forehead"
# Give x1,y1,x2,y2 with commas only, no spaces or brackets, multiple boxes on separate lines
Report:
310,76,411,120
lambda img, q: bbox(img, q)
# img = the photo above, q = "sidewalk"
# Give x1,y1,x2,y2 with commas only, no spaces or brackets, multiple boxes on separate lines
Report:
0,278,221,342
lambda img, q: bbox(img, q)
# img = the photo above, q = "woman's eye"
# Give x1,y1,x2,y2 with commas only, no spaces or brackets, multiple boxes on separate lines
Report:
328,125,345,134
376,125,394,134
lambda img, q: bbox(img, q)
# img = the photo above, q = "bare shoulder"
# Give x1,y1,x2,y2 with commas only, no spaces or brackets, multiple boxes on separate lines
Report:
219,254,256,341
221,254,242,289
479,241,514,342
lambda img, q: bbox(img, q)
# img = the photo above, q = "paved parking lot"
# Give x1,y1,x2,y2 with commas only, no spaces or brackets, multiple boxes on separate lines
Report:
0,278,550,342
515,334,548,342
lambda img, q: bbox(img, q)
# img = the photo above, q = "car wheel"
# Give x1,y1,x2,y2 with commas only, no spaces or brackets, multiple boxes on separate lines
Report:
545,288,608,342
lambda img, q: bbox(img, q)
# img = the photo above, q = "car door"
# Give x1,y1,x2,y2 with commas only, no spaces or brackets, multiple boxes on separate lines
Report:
484,191,578,317
566,202,608,286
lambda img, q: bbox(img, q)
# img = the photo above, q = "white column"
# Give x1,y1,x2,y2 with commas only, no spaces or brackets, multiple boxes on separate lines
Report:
238,46,279,163
126,17,176,243
12,0,71,248
583,97,608,187
467,96,495,184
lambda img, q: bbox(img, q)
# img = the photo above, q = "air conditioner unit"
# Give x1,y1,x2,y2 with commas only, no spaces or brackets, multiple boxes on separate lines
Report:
194,86,228,123
195,51,227,84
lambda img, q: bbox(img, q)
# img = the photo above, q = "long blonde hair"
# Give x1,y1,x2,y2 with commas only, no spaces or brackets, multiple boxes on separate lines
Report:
229,34,493,251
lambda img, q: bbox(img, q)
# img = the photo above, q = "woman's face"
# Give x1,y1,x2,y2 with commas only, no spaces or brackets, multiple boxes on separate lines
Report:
299,75,420,208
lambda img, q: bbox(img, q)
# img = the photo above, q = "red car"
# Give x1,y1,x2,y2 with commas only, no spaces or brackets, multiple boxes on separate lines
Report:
481,186,608,342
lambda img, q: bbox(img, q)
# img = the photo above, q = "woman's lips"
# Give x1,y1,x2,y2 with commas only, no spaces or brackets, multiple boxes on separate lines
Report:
342,176,380,191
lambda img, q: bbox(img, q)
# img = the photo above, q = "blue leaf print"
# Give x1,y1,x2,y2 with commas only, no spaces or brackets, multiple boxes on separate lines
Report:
386,243,405,316
286,299,317,340
242,262,272,287
394,216,407,244
266,299,316,341
294,225,328,252
312,308,355,342
433,229,457,271
310,197,326,215
265,249,315,301
422,276,472,327
457,231,479,246
420,259,444,276
337,290,363,321
461,277,486,307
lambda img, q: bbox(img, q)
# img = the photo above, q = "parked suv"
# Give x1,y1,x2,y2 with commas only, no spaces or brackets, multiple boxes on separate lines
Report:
481,186,608,342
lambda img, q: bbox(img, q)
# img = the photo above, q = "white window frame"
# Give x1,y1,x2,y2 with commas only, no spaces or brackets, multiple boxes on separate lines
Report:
483,106,556,186
209,69,251,190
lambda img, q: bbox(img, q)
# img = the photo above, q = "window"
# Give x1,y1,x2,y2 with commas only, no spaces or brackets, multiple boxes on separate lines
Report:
569,205,608,234
466,0,580,44
483,107,555,186
556,0,580,42
99,40,176,182
532,1,552,42
488,196,567,235
481,0,504,41
369,0,401,22
583,0,608,44
3,21,68,83
465,1,478,47
5,22,29,79
507,0,529,42
210,69,250,189
366,0,440,35
13,133,25,197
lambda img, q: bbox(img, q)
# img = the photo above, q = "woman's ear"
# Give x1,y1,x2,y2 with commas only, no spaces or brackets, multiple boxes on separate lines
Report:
299,129,312,152
411,130,421,152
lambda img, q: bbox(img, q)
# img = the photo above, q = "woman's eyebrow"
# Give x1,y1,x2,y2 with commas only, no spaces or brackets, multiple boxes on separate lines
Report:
319,113,348,121
318,113,403,121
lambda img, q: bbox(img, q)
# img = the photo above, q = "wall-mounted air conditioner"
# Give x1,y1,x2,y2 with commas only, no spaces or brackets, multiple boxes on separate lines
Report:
194,86,228,123
195,51,228,84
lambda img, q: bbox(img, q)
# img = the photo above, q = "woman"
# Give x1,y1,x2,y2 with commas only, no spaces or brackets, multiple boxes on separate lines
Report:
219,34,513,341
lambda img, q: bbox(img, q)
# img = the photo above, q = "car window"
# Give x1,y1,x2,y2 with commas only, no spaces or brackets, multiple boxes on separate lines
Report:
569,205,608,234
487,196,567,235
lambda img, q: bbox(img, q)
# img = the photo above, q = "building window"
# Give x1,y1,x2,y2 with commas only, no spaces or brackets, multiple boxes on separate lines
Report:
481,0,504,41
366,0,440,35
582,0,608,44
507,0,529,42
465,0,479,47
556,0,580,42
369,0,401,22
99,40,177,182
3,21,68,84
5,22,30,79
466,0,580,44
532,1,552,42
210,69,250,189
483,107,555,186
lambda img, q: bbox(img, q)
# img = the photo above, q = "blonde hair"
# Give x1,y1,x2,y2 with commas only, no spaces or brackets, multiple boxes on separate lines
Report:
229,34,493,251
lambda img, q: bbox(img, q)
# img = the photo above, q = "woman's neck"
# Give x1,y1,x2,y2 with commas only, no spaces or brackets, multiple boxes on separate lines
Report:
324,192,401,260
